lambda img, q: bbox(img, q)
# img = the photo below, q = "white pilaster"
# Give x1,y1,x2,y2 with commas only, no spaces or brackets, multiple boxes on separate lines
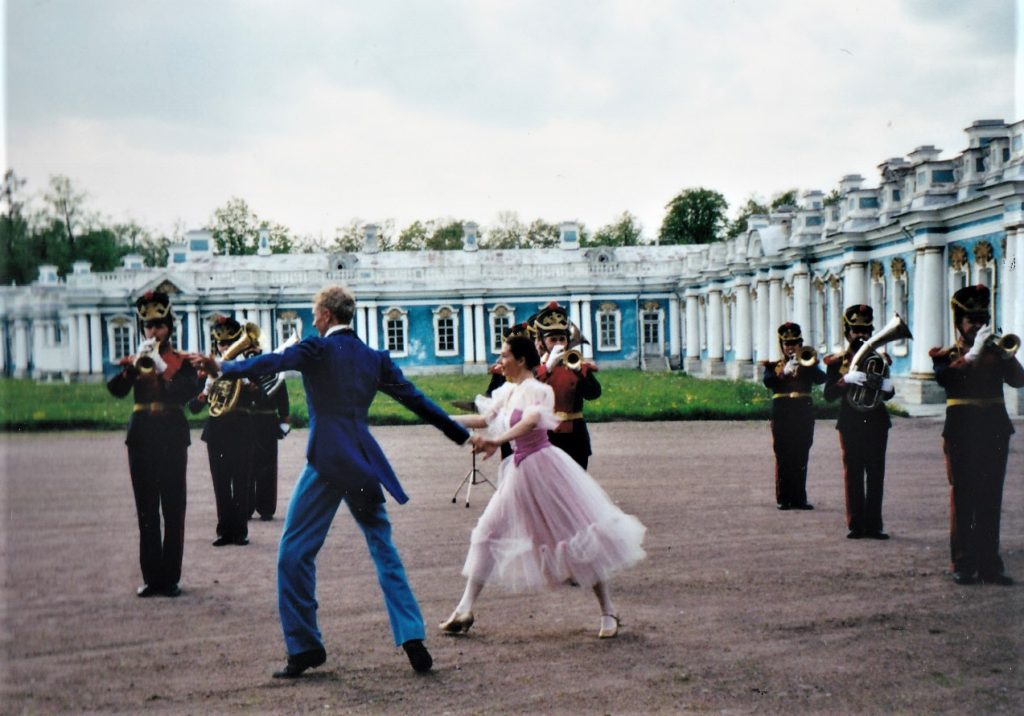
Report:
13,319,29,378
89,311,102,374
912,247,946,376
0,321,7,372
668,295,681,364
706,287,724,361
843,261,867,307
355,307,368,343
734,281,753,362
768,276,783,361
684,291,700,372
580,299,593,359
66,312,79,375
792,267,811,337
186,308,199,353
462,300,476,365
366,302,380,350
76,312,90,374
755,277,770,362
473,301,486,362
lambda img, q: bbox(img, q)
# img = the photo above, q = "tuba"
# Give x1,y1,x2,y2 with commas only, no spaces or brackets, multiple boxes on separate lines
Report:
208,322,262,417
846,313,913,412
256,333,301,397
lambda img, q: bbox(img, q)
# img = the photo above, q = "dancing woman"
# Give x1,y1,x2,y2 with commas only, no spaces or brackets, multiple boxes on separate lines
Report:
443,335,646,638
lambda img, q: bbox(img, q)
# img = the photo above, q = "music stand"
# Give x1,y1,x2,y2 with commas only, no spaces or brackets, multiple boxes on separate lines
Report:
451,449,494,507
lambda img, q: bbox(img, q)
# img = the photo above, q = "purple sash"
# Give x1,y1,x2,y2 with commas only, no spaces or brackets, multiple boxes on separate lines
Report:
510,408,550,466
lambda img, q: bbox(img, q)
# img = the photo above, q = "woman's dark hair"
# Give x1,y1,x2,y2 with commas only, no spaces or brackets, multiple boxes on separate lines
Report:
506,335,540,369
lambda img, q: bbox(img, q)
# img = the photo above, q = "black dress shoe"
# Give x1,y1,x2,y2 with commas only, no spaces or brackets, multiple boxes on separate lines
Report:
979,572,1014,586
846,530,864,539
777,503,792,511
865,531,890,540
212,536,232,547
162,583,182,597
952,571,976,585
136,584,160,598
259,514,274,521
272,647,327,678
793,502,815,510
402,639,433,673
233,536,250,546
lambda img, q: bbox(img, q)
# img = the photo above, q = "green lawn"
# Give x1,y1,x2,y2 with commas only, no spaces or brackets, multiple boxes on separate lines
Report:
0,369,865,431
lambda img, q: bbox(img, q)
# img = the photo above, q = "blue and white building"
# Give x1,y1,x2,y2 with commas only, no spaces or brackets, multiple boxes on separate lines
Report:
2,118,1023,413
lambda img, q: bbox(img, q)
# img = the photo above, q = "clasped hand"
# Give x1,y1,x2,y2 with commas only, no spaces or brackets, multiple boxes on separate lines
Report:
964,324,992,362
469,433,499,460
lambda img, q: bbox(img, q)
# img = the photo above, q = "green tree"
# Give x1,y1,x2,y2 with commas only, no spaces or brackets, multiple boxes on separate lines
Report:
425,220,464,251
209,197,259,255
483,211,526,249
263,221,293,253
726,196,769,239
586,211,642,247
525,219,560,248
0,169,30,284
770,189,799,210
42,175,90,252
659,188,729,244
395,220,429,251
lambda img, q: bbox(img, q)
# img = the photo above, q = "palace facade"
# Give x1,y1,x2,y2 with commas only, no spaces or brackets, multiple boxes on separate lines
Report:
2,118,1023,413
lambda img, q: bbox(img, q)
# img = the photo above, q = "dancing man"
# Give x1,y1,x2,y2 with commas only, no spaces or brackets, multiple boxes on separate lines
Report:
192,284,469,677
930,285,1024,585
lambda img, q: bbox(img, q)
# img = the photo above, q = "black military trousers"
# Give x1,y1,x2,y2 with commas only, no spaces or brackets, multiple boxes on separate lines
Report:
249,427,279,519
771,413,814,507
944,434,1010,577
208,434,252,540
838,424,889,534
128,443,187,588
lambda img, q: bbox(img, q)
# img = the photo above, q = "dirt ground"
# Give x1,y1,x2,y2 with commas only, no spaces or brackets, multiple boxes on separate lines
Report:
2,418,1022,714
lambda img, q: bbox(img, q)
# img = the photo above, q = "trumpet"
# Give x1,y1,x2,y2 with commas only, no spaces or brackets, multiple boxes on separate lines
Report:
562,348,584,371
134,338,158,374
797,346,818,368
985,332,1020,358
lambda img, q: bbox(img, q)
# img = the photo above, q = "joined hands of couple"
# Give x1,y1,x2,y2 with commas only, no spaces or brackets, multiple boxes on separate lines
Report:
468,433,500,460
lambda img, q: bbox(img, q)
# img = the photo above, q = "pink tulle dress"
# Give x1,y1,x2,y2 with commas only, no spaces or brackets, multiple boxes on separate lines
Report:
462,378,646,592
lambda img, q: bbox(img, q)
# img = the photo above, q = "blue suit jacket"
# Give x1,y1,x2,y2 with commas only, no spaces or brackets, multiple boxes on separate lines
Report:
220,329,469,504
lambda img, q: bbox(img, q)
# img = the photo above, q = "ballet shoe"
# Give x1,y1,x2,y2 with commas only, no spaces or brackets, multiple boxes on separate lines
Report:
439,611,475,634
598,614,620,639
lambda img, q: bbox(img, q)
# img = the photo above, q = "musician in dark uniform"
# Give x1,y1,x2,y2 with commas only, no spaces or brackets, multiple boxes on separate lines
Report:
191,316,260,546
247,341,291,521
823,305,895,540
107,291,203,597
533,302,602,469
762,322,826,510
930,285,1024,585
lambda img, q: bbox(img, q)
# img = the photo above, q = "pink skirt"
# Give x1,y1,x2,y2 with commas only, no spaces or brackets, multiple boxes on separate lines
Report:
462,444,646,592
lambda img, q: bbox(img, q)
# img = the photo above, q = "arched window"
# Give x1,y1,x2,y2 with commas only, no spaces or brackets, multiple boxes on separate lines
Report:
596,302,621,351
432,305,459,356
276,311,302,346
489,304,515,353
384,307,408,356
106,315,135,362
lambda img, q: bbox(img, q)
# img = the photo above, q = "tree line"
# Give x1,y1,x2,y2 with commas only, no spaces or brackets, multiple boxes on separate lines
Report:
0,169,804,286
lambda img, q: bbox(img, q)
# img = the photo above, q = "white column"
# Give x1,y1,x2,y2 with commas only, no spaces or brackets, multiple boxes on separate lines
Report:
734,281,753,362
355,307,367,342
580,299,594,360
0,321,7,373
793,267,811,334
473,301,486,363
911,247,946,376
668,295,681,364
1007,226,1024,338
260,308,273,347
89,311,102,374
13,319,29,378
365,302,379,349
828,281,843,352
66,312,79,375
76,313,90,374
31,319,45,378
186,308,199,353
684,291,700,371
568,299,582,332
755,277,770,362
768,276,783,361
462,300,476,365
843,260,867,307
706,287,724,361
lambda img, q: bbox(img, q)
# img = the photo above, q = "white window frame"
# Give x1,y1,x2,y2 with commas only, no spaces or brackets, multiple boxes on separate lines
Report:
106,315,135,362
432,305,459,357
383,307,408,357
276,314,303,347
596,305,621,351
489,304,515,354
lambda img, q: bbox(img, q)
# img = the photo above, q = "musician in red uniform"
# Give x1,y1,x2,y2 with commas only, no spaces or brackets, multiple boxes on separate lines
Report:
532,302,602,469
107,291,203,597
930,285,1024,586
762,322,826,510
823,305,895,540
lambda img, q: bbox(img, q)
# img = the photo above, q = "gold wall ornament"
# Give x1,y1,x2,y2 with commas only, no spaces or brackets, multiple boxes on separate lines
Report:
599,302,618,312
973,241,993,267
642,300,660,312
890,257,907,280
949,245,968,270
870,260,885,280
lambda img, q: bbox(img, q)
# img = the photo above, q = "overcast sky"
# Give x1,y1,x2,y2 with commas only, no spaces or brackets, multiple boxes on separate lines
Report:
4,0,1021,242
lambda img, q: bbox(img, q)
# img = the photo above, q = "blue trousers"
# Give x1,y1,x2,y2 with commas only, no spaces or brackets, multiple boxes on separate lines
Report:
278,463,425,655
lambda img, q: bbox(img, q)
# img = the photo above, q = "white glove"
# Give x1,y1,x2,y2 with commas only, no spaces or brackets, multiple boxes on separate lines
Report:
844,369,867,386
545,344,566,371
881,378,893,393
278,422,291,438
150,350,168,374
964,324,992,362
782,359,798,376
